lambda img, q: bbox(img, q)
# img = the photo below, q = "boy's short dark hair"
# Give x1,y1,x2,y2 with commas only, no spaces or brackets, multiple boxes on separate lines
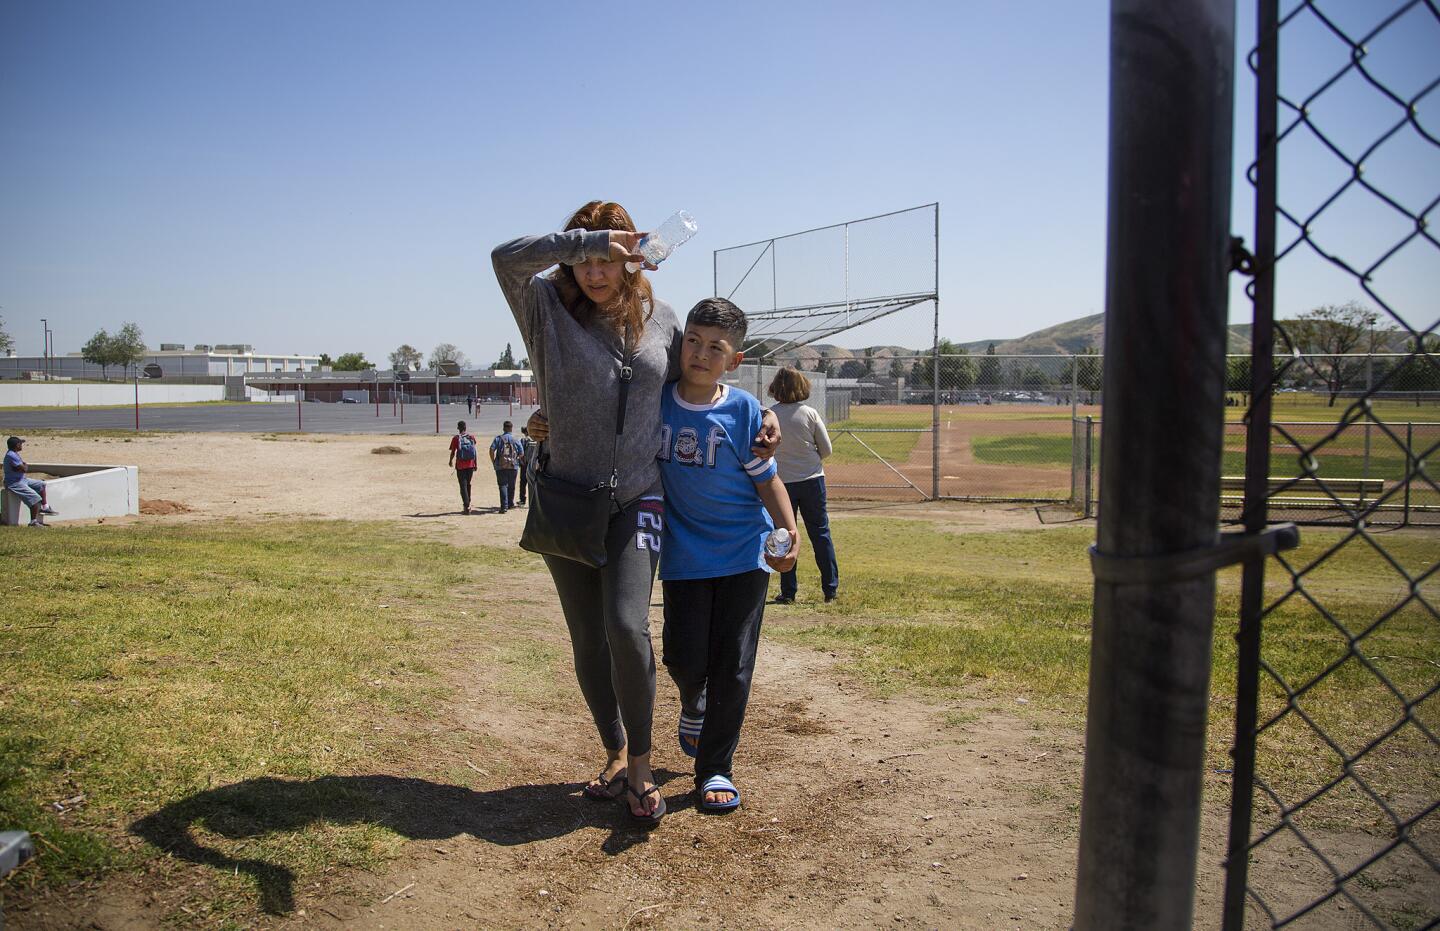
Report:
503,421,513,431
686,298,748,348
457,420,467,430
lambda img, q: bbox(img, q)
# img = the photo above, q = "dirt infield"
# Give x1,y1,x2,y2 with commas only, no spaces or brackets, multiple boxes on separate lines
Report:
17,431,1069,533
826,404,1091,502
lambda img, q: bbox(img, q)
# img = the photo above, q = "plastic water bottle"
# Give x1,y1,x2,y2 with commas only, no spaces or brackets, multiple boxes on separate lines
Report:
765,527,792,558
625,210,698,272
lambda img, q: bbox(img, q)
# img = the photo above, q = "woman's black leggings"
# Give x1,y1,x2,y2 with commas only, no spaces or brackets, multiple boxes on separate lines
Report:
543,495,662,756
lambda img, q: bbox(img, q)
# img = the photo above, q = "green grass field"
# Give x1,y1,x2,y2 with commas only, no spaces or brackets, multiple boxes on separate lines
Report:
1229,395,1440,423
976,430,1428,482
826,407,929,464
772,518,1439,825
0,522,534,909
2,514,1434,911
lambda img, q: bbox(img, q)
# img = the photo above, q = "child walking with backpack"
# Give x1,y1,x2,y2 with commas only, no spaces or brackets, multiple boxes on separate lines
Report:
489,420,524,513
449,421,479,514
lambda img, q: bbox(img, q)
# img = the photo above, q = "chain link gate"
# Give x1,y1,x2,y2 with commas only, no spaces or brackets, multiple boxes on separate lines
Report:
1223,0,1440,927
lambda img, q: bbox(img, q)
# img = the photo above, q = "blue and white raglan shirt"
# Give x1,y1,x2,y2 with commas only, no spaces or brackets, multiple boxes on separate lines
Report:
657,383,777,581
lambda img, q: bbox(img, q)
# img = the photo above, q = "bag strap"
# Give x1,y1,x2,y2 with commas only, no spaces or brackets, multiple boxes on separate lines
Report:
607,324,635,495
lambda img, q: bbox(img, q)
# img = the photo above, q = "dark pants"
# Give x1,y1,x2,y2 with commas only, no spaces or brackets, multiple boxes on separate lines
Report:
517,464,528,504
495,468,517,509
456,467,475,511
662,569,768,787
780,476,839,599
545,496,662,756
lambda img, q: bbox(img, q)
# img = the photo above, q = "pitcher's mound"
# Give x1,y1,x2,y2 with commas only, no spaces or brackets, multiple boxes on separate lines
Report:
140,499,193,515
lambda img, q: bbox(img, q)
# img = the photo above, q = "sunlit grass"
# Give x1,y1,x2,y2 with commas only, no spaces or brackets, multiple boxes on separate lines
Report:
771,519,1440,824
0,522,544,905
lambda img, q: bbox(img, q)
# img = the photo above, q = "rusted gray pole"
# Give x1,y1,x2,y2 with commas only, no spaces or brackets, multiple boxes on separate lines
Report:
1073,0,1236,928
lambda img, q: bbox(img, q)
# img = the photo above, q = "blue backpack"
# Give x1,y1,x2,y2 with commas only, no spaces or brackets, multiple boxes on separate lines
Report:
457,434,477,461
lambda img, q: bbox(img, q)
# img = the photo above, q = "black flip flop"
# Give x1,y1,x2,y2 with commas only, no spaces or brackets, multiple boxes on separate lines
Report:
625,783,666,826
581,769,627,802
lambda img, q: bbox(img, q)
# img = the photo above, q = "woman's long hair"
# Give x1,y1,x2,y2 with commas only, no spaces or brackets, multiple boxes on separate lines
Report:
548,201,655,337
768,366,812,403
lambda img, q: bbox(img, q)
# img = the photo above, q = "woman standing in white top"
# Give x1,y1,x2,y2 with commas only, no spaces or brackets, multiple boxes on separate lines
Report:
768,368,839,603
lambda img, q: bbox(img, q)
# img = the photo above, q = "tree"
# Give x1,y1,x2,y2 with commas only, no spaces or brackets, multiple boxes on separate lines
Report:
1226,356,1251,403
317,353,334,368
909,339,976,390
1020,365,1049,391
0,315,12,355
836,359,869,379
82,328,115,379
518,356,529,369
333,352,371,371
889,356,908,380
112,322,146,378
1283,301,1383,406
429,343,470,370
1059,343,1104,402
977,343,1001,389
1385,337,1440,401
493,343,517,370
863,347,876,375
389,344,423,371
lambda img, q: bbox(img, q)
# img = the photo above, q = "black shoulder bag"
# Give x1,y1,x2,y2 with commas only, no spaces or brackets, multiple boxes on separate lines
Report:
519,326,634,568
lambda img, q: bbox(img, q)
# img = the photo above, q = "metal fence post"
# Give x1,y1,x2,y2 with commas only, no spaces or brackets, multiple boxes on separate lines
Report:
1074,0,1236,927
1403,421,1413,528
932,204,941,500
1222,0,1277,918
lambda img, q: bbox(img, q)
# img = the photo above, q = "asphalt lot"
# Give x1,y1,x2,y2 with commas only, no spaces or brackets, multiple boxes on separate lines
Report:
0,401,540,436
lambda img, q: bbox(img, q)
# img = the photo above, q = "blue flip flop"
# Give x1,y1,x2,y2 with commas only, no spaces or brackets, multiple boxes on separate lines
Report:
698,775,741,813
678,712,703,758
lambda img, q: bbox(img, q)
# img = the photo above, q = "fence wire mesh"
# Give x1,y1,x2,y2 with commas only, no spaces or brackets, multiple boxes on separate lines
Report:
1225,1,1440,928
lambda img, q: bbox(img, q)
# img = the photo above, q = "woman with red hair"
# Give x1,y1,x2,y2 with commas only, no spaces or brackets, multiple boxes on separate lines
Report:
493,202,777,824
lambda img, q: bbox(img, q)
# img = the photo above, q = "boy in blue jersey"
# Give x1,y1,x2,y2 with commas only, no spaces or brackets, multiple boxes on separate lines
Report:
658,298,800,813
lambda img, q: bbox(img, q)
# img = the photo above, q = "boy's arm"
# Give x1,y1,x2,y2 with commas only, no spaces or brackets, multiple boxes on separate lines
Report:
751,409,781,460
756,474,800,573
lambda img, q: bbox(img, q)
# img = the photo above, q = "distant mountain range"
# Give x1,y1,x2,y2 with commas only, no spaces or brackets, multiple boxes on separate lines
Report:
775,312,1409,364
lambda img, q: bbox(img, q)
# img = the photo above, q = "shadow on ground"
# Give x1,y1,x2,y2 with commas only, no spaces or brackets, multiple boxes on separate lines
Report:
131,772,686,915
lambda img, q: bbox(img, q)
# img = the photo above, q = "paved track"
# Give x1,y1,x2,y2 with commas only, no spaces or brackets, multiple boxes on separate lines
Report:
0,401,539,435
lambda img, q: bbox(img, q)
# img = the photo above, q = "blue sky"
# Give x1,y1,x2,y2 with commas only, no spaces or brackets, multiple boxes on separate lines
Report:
1,0,1434,365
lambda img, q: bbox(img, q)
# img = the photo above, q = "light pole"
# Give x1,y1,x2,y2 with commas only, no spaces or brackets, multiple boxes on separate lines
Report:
39,318,48,379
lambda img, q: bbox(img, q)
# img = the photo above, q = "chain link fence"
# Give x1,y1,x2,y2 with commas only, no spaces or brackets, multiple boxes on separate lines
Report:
1068,354,1440,526
1223,1,1440,928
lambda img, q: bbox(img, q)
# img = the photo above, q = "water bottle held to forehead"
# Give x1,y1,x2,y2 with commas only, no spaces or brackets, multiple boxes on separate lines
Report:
625,210,698,272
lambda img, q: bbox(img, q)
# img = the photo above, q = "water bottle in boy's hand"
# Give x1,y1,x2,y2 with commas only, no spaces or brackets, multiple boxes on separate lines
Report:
765,528,792,559
626,210,698,272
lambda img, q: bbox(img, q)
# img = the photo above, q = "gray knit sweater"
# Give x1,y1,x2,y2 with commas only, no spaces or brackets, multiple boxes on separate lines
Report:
492,230,681,504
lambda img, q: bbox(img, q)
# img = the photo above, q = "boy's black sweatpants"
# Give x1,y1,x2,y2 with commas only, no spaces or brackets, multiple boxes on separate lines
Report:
661,568,769,789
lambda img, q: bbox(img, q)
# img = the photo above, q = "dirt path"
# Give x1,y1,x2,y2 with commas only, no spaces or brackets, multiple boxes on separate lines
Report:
275,634,1088,930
